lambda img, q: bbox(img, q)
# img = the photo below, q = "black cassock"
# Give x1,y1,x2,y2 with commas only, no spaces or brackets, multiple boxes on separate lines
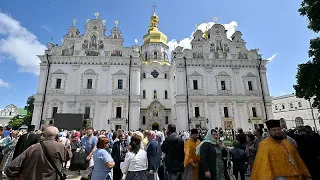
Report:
12,132,40,160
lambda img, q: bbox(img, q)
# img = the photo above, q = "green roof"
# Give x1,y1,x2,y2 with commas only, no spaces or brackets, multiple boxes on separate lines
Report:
18,108,27,115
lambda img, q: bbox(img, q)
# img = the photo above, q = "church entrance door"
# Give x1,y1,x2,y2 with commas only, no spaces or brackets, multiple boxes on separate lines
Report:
152,122,159,131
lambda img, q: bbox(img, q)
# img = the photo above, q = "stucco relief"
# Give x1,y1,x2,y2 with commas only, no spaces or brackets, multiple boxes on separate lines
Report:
80,69,99,95
112,70,129,95
189,99,206,117
47,69,68,95
215,71,232,96
45,99,63,119
111,98,127,118
144,101,169,128
242,72,261,96
187,71,204,96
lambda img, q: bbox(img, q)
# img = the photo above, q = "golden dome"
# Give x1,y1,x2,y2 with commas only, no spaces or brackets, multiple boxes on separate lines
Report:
143,12,167,45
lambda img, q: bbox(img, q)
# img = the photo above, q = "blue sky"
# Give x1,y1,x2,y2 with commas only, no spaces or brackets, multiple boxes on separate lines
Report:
0,0,315,108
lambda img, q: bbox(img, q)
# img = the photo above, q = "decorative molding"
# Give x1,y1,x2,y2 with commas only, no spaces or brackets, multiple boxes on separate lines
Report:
187,71,204,96
80,69,99,95
189,99,206,117
111,98,127,118
112,70,129,95
47,69,68,95
215,71,232,96
45,99,63,119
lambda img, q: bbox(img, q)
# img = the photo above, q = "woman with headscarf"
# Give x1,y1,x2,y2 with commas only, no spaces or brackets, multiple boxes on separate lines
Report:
146,131,161,180
197,129,227,180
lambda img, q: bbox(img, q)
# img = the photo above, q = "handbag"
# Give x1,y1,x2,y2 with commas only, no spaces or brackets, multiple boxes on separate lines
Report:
40,142,67,180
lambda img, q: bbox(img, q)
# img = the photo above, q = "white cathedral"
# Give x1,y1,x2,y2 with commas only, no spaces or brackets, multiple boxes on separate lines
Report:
31,11,273,131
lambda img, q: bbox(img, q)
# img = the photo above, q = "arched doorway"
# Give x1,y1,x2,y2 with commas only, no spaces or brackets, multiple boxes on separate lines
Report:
152,122,159,131
279,118,287,129
295,117,304,127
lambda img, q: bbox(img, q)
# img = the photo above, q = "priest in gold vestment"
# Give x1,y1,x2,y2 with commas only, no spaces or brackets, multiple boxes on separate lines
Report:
250,120,312,180
184,129,200,180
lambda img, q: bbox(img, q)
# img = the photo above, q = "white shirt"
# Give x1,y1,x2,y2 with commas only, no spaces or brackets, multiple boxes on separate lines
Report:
121,149,148,174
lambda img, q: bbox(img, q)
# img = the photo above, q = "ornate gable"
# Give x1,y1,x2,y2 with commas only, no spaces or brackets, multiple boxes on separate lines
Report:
53,69,65,74
190,71,202,76
113,70,126,76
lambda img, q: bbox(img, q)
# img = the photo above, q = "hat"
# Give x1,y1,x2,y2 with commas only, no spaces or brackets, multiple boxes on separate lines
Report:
265,120,281,130
28,125,35,132
190,129,198,135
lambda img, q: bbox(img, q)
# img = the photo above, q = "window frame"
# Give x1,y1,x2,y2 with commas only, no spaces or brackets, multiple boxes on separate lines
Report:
52,107,58,118
55,79,62,89
165,90,168,99
195,107,200,118
84,107,90,119
221,80,226,90
223,107,229,118
252,107,257,117
87,79,93,89
116,107,122,118
117,79,123,89
193,80,198,90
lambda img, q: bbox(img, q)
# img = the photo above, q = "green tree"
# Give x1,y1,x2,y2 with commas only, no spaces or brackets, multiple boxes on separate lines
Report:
294,0,320,108
8,96,35,128
23,96,35,125
8,115,24,129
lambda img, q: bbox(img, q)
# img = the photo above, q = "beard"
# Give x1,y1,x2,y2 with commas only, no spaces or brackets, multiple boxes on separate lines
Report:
271,134,284,141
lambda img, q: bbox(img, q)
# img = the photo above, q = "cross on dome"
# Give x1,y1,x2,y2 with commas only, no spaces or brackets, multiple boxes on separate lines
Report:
152,3,157,13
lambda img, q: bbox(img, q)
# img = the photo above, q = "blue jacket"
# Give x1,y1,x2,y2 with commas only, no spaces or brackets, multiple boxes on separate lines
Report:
146,139,161,171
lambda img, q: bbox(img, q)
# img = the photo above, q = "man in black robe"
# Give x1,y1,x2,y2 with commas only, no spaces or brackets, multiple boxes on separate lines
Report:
12,125,40,160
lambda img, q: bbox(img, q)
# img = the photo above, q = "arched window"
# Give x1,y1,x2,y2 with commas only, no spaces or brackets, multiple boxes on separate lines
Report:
295,117,304,127
298,102,302,107
164,73,167,79
163,52,167,60
154,51,158,59
143,90,146,99
165,90,168,99
280,118,287,129
282,104,285,109
142,73,146,78
145,53,148,60
153,90,157,99
290,103,293,109
142,116,146,125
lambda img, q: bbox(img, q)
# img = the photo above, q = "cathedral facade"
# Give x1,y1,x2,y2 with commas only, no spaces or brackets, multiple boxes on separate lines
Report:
31,11,273,131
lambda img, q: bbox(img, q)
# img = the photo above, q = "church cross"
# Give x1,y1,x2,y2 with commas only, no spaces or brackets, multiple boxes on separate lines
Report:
152,3,157,12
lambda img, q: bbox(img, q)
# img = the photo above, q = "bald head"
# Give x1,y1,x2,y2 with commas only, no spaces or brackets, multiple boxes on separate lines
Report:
44,126,59,140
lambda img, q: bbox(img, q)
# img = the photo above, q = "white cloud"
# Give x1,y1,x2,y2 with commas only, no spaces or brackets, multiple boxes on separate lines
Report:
267,53,277,62
0,79,10,88
41,24,52,33
0,11,46,75
167,21,238,59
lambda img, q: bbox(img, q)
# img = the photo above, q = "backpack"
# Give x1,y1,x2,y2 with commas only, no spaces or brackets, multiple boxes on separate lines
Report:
71,139,81,150
71,146,86,165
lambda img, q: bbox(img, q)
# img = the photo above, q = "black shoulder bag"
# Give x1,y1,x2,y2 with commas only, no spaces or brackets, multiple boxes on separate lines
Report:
40,142,67,180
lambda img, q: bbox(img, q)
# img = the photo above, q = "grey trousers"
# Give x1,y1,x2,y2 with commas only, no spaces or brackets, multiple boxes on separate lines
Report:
167,172,182,180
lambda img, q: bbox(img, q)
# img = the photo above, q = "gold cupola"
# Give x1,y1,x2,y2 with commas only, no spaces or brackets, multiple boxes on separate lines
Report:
143,11,168,45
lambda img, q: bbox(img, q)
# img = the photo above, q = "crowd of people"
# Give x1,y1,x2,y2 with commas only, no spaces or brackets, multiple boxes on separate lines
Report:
0,120,318,180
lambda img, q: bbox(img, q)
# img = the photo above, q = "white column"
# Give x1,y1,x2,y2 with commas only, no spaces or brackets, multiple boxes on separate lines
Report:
129,103,140,131
266,102,273,120
37,64,49,94
206,68,213,95
232,68,241,95
214,102,222,128
131,67,140,95
175,103,188,131
99,102,109,130
207,103,215,129
32,103,42,129
259,68,270,96
176,68,187,95
70,65,79,94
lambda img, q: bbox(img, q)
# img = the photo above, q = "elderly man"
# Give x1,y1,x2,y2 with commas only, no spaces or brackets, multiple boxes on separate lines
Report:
5,126,72,180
